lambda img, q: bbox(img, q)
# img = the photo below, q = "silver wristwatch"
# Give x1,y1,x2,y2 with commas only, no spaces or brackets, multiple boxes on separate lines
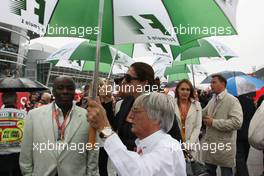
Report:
99,126,114,139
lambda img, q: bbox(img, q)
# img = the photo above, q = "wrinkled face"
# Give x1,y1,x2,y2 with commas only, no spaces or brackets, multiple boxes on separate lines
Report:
41,93,51,104
53,78,75,107
120,67,146,96
128,106,158,139
178,82,191,100
210,77,225,94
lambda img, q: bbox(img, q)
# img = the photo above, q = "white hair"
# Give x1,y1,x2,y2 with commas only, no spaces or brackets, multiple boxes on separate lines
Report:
133,92,176,132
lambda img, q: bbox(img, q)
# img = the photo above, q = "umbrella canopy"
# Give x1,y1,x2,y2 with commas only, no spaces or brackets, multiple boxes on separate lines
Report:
165,64,190,75
46,0,237,45
174,38,237,60
227,75,264,96
132,38,236,78
173,58,201,65
83,61,111,73
46,40,134,66
54,59,112,73
46,40,134,74
168,73,189,82
0,77,49,92
201,71,247,84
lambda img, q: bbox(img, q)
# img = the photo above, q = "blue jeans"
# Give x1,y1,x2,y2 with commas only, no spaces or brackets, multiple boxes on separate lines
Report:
205,163,233,176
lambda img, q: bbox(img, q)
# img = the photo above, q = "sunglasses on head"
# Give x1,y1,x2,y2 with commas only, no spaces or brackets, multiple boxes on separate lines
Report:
123,74,140,83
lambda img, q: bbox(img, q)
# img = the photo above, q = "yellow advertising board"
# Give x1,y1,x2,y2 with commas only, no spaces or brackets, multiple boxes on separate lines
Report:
0,108,26,148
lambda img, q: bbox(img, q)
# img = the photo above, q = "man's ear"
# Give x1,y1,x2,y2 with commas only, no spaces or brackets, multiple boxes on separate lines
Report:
152,119,161,126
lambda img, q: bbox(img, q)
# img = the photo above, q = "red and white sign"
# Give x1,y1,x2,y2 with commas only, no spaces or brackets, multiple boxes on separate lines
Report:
0,92,29,111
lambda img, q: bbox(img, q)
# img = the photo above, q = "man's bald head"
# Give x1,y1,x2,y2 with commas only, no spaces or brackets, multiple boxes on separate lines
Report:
53,76,75,90
41,92,52,104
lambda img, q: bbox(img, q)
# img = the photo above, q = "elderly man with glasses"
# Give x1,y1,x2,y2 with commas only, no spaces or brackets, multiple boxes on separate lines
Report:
87,92,186,176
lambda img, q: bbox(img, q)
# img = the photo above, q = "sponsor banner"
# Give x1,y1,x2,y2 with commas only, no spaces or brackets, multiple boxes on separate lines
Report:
0,108,26,150
0,0,57,34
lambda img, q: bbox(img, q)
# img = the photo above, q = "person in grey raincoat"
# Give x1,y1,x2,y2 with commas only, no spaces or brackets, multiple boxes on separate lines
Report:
202,74,243,176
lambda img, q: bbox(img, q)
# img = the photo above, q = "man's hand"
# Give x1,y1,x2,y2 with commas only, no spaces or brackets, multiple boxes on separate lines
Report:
87,98,110,131
98,81,112,103
203,116,213,127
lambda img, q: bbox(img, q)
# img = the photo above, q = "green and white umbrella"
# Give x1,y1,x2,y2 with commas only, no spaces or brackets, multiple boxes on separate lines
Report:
54,58,128,75
165,64,191,75
46,40,133,65
166,58,203,86
53,59,111,74
168,73,189,82
164,63,191,83
174,38,237,61
46,0,238,45
43,0,239,146
46,40,134,74
173,58,201,65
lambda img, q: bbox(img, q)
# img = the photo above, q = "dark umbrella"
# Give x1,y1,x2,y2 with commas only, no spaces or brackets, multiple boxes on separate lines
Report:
0,77,49,92
201,71,247,84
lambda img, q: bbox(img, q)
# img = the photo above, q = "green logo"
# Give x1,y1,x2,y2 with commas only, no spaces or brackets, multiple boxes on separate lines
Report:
121,16,144,34
121,14,171,36
76,60,82,67
140,14,170,36
68,60,82,67
10,0,46,24
34,0,46,25
145,43,168,53
154,44,168,53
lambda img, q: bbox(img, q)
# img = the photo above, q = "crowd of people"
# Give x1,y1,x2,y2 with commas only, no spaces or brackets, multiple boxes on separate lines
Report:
0,61,264,176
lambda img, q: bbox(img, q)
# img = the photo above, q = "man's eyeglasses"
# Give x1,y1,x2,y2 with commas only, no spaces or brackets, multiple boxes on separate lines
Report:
122,74,140,83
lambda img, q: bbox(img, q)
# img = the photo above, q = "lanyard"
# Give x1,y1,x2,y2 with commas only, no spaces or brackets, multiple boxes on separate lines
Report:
52,104,71,141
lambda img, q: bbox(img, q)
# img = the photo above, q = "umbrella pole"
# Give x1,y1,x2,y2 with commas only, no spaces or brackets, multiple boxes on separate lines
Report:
107,49,118,79
191,63,196,88
89,0,105,148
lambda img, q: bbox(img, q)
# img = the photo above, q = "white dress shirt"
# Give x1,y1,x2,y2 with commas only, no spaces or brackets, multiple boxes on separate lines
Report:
104,130,186,176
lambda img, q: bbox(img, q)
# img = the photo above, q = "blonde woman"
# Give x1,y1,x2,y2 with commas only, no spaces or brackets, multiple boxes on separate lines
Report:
175,79,202,159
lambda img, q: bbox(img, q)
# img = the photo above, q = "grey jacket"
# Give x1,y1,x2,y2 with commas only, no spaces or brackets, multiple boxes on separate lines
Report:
202,90,243,167
19,103,99,176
